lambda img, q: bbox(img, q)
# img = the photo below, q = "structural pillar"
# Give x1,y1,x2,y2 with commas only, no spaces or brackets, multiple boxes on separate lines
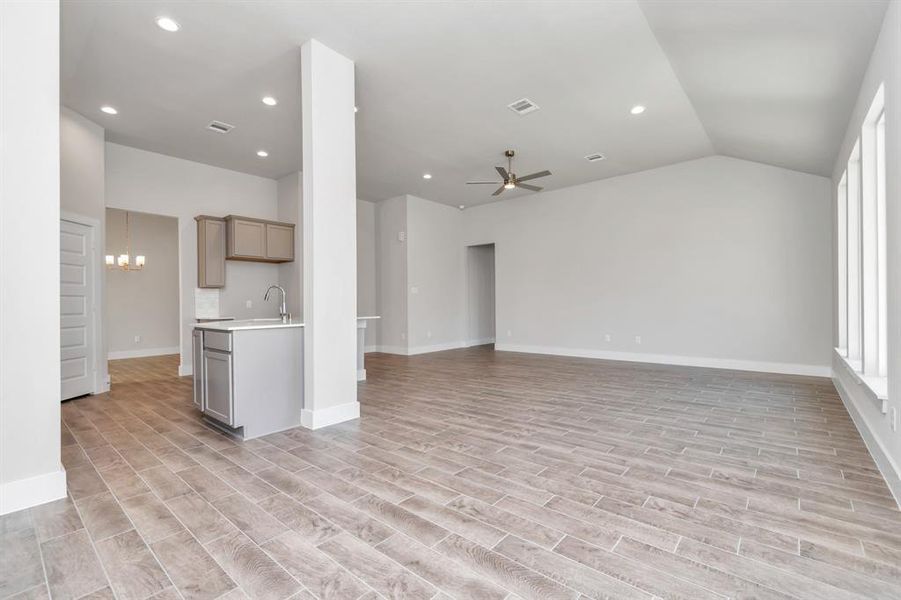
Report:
300,39,359,429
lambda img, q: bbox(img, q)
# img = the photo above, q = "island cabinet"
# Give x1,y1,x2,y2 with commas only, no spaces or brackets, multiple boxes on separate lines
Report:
225,215,295,263
195,216,227,288
191,322,304,440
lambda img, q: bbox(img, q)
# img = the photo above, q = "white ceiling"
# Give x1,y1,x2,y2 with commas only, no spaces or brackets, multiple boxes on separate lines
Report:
61,1,887,207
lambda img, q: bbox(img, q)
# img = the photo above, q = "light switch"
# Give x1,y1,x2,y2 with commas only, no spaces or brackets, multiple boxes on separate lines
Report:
410,286,419,294
398,231,406,242
246,300,253,308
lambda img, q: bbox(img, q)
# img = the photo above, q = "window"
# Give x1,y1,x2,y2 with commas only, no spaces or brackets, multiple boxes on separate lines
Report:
838,83,887,396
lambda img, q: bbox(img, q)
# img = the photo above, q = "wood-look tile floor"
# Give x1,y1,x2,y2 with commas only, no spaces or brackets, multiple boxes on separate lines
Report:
3,347,900,600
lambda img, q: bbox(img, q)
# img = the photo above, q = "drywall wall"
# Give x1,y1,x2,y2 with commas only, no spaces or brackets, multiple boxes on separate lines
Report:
0,0,65,513
831,0,900,504
407,196,466,353
277,172,303,318
105,142,280,375
375,195,409,353
61,106,109,392
467,244,496,345
358,199,379,348
460,155,832,374
105,209,180,358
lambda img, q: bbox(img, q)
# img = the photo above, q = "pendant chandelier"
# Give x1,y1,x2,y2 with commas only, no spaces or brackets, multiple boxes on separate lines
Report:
105,211,145,271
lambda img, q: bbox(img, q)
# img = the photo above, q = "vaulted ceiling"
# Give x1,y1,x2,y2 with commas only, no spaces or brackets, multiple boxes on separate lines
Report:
61,0,888,207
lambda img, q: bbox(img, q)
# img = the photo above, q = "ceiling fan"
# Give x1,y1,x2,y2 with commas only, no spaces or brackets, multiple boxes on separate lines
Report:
467,150,551,196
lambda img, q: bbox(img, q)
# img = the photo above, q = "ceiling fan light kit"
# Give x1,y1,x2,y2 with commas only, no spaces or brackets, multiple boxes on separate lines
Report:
466,149,551,197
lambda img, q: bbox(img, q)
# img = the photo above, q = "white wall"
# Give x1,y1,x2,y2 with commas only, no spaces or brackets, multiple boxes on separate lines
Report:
467,244,496,345
61,107,109,391
357,199,379,347
375,195,409,353
105,143,280,375
459,155,833,374
831,0,901,504
277,172,303,318
106,209,180,357
407,196,466,352
0,0,66,514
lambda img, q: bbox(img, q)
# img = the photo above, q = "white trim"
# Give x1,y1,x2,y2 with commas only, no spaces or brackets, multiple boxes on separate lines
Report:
373,345,409,355
0,468,67,515
108,346,180,360
61,212,105,395
357,368,367,381
834,348,888,409
465,338,495,347
407,341,466,356
364,345,379,354
833,372,901,508
301,401,360,430
179,363,193,377
494,343,831,377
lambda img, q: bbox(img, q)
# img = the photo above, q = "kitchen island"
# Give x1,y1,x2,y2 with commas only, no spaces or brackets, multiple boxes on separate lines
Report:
192,318,304,440
192,316,379,438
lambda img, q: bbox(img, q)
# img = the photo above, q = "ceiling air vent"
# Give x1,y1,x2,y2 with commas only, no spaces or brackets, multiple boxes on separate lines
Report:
206,120,235,134
507,98,539,115
584,152,606,162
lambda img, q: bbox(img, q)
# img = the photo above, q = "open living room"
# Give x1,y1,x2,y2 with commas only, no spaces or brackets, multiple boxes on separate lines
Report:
1,1,900,599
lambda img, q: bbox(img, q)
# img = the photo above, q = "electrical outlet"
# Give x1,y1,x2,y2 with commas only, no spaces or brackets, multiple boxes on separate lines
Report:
427,330,432,339
605,334,611,342
246,300,253,308
410,286,419,295
134,335,141,344
507,330,512,337
634,335,642,344
400,332,406,341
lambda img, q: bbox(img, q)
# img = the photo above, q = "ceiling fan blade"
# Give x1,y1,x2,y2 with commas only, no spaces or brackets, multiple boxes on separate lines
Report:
491,185,506,196
516,170,551,183
495,166,509,180
515,182,542,192
466,181,502,185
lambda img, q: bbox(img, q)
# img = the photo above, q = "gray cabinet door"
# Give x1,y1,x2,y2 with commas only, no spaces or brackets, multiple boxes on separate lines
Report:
228,218,266,259
197,217,226,288
192,330,204,410
265,223,294,261
203,349,233,426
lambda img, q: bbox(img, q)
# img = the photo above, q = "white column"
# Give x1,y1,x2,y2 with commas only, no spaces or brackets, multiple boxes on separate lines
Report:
300,40,359,429
0,0,65,514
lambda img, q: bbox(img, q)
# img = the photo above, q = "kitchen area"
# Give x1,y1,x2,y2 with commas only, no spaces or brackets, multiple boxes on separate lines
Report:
190,213,378,440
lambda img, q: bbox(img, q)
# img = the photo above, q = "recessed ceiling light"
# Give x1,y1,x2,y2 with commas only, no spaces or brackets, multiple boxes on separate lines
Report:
630,105,646,115
155,16,180,32
422,173,432,180
262,96,278,106
100,106,118,115
256,150,269,158
458,205,465,210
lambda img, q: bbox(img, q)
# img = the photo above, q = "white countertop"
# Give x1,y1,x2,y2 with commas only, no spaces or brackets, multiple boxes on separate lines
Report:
195,315,380,332
194,318,305,332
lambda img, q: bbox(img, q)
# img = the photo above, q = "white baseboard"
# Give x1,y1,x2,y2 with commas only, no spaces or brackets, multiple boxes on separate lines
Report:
493,343,831,377
108,346,179,360
0,468,67,515
407,341,466,356
301,401,360,430
373,345,408,355
179,363,192,377
465,338,495,347
357,369,367,381
833,371,901,508
364,345,379,354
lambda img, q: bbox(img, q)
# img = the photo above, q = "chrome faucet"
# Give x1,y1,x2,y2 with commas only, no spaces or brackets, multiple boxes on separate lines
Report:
264,284,289,322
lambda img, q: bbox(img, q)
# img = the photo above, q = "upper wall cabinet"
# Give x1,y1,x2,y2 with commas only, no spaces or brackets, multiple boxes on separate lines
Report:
196,216,226,288
225,215,295,263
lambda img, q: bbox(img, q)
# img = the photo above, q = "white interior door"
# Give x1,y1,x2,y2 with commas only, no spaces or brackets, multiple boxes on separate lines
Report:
61,219,96,400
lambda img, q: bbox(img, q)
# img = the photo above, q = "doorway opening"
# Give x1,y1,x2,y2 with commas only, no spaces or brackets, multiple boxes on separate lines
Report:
105,208,180,386
466,243,496,347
